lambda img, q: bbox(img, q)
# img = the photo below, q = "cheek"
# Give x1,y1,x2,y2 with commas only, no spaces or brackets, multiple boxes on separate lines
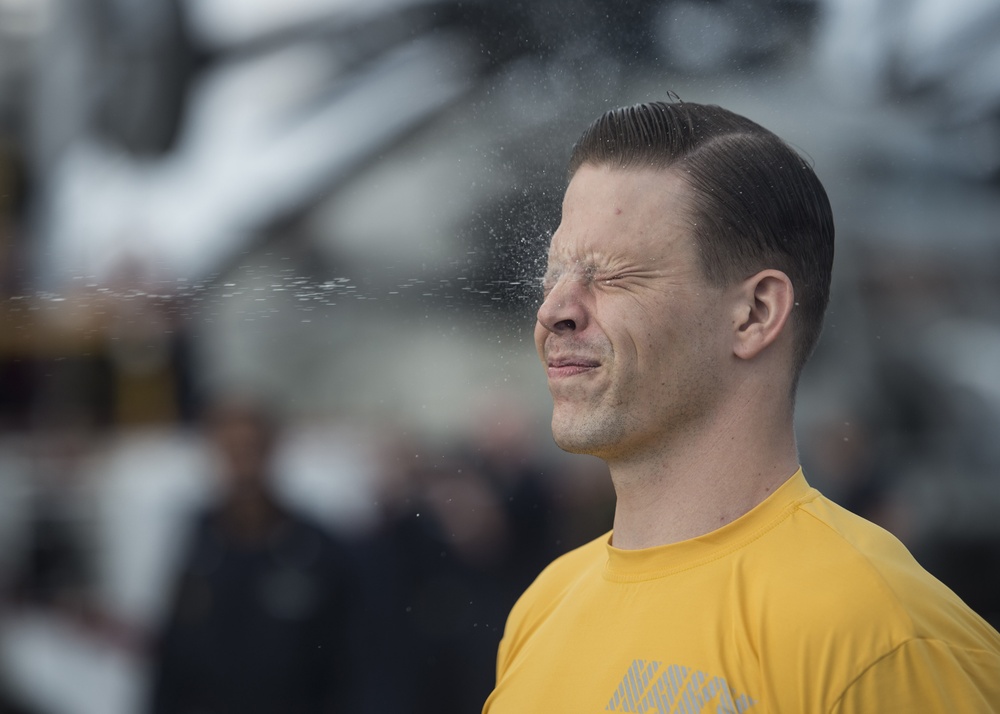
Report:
533,322,547,359
619,322,686,387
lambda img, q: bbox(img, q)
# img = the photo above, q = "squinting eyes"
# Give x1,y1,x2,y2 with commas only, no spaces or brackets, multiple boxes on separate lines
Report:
538,271,622,295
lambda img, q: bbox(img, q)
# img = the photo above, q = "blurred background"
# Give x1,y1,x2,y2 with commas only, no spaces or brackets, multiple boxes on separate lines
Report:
1,0,999,712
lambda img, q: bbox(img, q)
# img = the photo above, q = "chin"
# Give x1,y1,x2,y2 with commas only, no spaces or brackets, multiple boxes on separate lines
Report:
550,413,620,457
552,433,593,455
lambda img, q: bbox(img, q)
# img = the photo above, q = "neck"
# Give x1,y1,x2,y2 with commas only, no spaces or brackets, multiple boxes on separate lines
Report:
607,387,799,550
222,484,281,543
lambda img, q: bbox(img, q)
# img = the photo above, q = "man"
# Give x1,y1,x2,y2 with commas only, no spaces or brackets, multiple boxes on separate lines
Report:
149,395,366,714
483,101,1000,713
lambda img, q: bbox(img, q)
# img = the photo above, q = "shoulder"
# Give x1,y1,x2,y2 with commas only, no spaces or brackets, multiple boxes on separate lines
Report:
787,494,984,626
730,490,1000,709
518,532,608,601
755,491,1000,698
536,531,610,582
501,532,609,641
830,637,1000,713
768,493,994,638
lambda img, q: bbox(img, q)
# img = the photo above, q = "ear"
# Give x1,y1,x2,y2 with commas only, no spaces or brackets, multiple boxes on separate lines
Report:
730,269,794,361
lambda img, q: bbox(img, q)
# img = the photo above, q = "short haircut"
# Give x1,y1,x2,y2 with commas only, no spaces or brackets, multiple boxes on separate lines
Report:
568,101,835,382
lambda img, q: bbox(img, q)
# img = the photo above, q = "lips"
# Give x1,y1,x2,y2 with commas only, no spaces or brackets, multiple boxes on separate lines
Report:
546,355,601,379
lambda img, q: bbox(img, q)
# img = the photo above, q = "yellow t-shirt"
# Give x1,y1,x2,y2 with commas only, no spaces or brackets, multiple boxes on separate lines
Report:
484,469,1000,713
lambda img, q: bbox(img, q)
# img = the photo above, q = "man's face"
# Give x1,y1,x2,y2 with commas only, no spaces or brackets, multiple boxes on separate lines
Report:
534,164,733,461
210,411,273,492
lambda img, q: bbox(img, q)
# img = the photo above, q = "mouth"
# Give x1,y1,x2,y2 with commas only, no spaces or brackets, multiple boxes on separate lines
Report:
546,355,601,379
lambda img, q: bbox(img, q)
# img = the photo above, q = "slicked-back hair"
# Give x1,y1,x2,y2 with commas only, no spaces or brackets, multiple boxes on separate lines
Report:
568,101,835,384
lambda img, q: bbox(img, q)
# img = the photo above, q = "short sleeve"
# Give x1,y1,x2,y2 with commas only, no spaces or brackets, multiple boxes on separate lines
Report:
831,638,1000,714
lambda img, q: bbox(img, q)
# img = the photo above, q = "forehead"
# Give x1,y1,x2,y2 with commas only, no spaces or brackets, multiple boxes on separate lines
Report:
547,165,695,265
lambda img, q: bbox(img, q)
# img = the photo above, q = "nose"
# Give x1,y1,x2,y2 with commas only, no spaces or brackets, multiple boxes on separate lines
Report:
536,276,587,335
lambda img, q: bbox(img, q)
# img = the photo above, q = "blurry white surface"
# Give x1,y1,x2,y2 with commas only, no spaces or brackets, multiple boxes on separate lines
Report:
0,612,143,714
818,0,1000,134
921,318,1000,405
274,420,381,534
186,0,441,47
39,32,476,286
90,429,215,628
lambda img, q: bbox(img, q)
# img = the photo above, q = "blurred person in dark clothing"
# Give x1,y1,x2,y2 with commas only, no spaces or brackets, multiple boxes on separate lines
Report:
365,433,564,714
368,445,511,714
148,395,364,714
